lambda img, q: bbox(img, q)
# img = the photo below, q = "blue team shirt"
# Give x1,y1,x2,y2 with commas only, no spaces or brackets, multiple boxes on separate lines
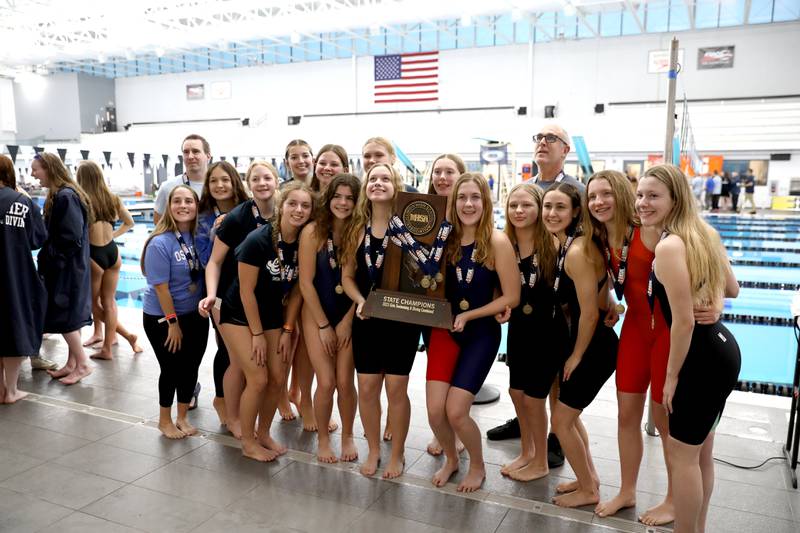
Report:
196,211,218,267
142,232,204,315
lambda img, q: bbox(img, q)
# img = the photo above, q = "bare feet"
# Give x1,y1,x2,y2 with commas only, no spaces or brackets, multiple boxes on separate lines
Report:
382,456,405,479
242,440,279,462
556,478,600,494
125,333,144,354
212,397,227,426
317,441,339,464
639,499,675,526
595,492,636,518
509,461,549,482
500,453,534,476
59,365,93,385
47,365,74,379
432,459,459,487
383,424,392,442
340,435,358,462
328,419,339,433
288,387,301,408
228,419,243,439
82,334,103,347
159,421,187,439
278,395,296,421
4,390,29,404
257,434,287,456
457,465,485,493
360,451,380,477
427,437,444,456
176,418,198,436
90,348,113,360
302,417,318,432
553,489,600,508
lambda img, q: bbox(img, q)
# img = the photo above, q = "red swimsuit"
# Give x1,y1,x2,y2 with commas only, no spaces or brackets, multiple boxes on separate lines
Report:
612,227,670,403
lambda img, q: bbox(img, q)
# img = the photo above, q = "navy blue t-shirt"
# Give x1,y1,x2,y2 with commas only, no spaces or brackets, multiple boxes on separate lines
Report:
215,199,264,297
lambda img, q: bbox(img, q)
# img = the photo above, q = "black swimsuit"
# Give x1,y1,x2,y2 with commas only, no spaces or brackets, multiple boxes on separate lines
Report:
90,240,119,270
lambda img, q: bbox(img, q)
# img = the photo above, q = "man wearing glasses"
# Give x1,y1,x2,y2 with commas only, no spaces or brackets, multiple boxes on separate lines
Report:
531,124,585,194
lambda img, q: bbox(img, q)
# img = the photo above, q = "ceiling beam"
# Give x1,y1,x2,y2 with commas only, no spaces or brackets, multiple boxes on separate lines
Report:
743,0,752,24
624,0,645,33
574,7,598,38
530,13,554,41
684,0,696,30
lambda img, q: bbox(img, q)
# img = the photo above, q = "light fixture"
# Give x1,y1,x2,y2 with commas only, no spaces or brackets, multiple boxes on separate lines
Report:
460,14,472,27
155,47,165,58
563,2,576,16
369,24,382,36
290,32,300,44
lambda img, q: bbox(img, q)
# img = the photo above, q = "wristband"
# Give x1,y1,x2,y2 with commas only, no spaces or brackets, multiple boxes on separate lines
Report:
281,324,294,334
159,313,178,324
319,323,331,330
251,331,264,337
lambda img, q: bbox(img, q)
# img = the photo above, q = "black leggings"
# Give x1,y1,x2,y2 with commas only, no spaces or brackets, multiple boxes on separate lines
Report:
212,322,229,398
143,312,209,408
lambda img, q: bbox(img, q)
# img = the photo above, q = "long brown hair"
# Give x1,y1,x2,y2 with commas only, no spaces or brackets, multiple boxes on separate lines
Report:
0,155,17,188
37,152,94,224
504,182,556,284
310,144,350,192
140,185,198,275
446,173,495,266
313,173,361,253
198,161,250,214
427,153,466,195
583,170,638,251
77,160,120,224
341,163,403,266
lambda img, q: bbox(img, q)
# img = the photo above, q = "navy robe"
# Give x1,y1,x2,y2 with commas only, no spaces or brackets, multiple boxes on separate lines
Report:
0,187,48,356
38,187,92,333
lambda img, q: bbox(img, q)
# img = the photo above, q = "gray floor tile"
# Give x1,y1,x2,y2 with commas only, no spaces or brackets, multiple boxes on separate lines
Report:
0,419,91,460
269,460,393,509
133,461,261,508
0,462,124,509
0,399,130,440
368,484,508,533
346,509,448,533
175,440,290,479
37,511,145,533
710,475,794,521
53,441,169,483
82,484,217,533
496,508,614,533
0,486,73,533
705,503,798,533
0,447,45,482
99,424,207,460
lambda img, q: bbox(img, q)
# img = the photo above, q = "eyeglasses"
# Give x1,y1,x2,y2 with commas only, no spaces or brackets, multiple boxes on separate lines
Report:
533,133,567,145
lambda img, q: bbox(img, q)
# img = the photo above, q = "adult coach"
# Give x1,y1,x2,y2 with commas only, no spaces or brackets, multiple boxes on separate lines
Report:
154,134,210,224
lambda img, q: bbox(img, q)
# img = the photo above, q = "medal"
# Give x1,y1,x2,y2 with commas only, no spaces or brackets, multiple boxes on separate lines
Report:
455,245,477,313
615,303,625,314
420,276,431,288
434,272,444,283
388,216,451,290
364,222,389,287
189,282,197,294
459,299,469,311
327,234,345,297
430,280,438,291
277,232,299,298
335,284,344,294
605,226,633,301
517,248,538,319
523,303,533,315
553,234,575,317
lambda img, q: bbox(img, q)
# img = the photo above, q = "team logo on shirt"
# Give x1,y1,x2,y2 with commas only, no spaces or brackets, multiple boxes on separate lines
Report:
3,202,29,228
266,258,281,278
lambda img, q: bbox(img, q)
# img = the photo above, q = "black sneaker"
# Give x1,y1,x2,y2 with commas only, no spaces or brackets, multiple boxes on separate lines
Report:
547,432,565,468
486,417,520,441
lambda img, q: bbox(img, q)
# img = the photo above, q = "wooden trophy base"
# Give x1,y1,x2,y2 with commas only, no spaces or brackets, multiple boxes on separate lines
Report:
363,289,453,330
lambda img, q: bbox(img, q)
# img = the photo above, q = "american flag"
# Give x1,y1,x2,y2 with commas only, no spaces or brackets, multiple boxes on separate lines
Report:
374,51,439,104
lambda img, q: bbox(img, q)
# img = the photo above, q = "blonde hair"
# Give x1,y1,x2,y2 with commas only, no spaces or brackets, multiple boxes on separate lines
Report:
245,159,279,214
504,182,556,284
643,164,728,306
141,185,198,275
77,160,120,224
36,152,94,224
271,181,316,252
341,163,403,266
362,137,396,159
446,173,495,267
427,153,466,195
583,170,638,259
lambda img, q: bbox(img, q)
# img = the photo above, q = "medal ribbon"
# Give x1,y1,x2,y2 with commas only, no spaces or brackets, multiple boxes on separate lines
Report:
604,225,633,301
364,223,389,287
646,230,670,330
388,216,452,281
552,234,575,317
251,202,270,227
455,245,478,294
326,232,343,288
517,248,538,307
174,231,200,282
277,232,299,296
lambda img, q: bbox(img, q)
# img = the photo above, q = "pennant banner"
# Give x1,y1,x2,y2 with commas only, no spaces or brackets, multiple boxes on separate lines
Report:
233,156,238,166
102,151,112,168
143,153,151,168
80,150,89,160
57,148,67,162
127,152,135,167
161,154,168,168
33,146,44,154
220,156,226,161
6,145,19,164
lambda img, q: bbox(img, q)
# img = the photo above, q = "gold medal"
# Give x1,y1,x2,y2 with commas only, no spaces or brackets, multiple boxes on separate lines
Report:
615,303,626,314
430,280,438,291
420,276,431,289
188,282,197,294
335,284,344,294
459,299,469,311
522,303,533,315
434,272,444,283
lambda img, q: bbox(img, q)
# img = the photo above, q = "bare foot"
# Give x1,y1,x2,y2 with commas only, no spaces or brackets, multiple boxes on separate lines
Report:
242,440,279,462
317,441,339,464
278,395,296,421
500,453,534,476
383,424,392,442
360,451,380,477
159,421,187,439
427,437,444,456
328,419,339,433
82,334,103,346
432,460,459,487
595,492,636,518
509,461,549,482
228,419,242,439
59,365,93,385
90,348,113,360
457,465,485,493
4,390,29,404
553,489,600,508
382,456,405,479
258,434,287,456
212,397,227,426
556,478,599,494
340,435,358,462
47,365,74,379
289,387,301,408
125,333,144,354
176,418,198,436
639,499,675,526
302,416,318,432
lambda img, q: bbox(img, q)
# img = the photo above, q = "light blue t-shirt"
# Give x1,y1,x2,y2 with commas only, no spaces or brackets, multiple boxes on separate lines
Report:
142,232,204,316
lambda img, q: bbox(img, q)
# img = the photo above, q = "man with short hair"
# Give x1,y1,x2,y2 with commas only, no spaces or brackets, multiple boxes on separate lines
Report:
729,171,741,212
742,169,757,214
531,124,585,194
153,134,210,224
711,170,722,211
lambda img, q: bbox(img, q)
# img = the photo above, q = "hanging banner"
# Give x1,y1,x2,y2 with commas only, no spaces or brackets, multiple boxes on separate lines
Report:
479,143,508,165
57,148,67,162
220,156,226,161
80,149,89,160
102,151,112,168
697,46,734,70
143,153,151,168
162,154,169,168
33,146,44,154
127,152,135,167
6,145,19,163
232,156,238,166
